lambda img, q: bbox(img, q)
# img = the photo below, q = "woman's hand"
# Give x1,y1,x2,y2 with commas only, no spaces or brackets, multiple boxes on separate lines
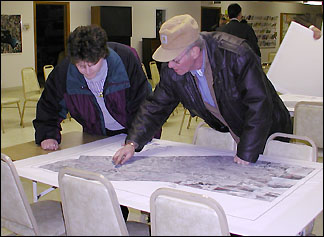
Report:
40,139,59,151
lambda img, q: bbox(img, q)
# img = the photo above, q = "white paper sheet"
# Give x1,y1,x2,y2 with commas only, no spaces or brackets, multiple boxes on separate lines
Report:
267,21,323,96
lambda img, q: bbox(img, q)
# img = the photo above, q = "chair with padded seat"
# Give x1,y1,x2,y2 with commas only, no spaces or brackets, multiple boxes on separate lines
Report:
20,67,42,127
192,121,237,152
141,62,154,89
293,101,323,154
263,132,318,235
1,97,22,133
263,132,317,162
149,61,160,89
1,153,66,236
150,187,230,236
58,167,150,236
42,65,72,123
43,64,54,81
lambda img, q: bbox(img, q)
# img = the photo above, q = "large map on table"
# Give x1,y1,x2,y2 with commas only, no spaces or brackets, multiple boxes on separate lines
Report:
41,155,314,202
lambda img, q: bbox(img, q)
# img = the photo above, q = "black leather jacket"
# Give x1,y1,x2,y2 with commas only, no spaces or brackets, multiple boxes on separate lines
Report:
127,31,292,163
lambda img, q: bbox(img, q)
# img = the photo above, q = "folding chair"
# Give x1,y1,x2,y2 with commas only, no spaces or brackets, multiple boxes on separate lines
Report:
263,132,318,236
149,61,160,89
1,153,66,236
58,167,150,236
263,132,317,162
20,67,42,127
1,97,22,133
192,121,236,152
294,101,323,152
43,64,54,81
150,187,230,236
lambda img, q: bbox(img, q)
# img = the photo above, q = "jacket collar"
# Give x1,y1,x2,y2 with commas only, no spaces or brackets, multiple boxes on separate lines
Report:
66,47,130,95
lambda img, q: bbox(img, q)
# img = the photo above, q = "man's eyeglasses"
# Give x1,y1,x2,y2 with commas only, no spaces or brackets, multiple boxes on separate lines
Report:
171,47,191,64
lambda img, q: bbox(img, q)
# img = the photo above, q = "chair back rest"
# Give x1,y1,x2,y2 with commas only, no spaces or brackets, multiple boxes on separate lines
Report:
294,101,323,149
192,122,237,152
1,153,39,235
58,167,129,236
149,61,160,88
263,132,317,162
43,65,54,81
142,63,154,89
21,67,41,97
150,187,230,236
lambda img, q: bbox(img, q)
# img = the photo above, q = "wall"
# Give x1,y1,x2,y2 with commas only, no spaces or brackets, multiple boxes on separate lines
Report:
1,1,34,89
1,1,201,89
1,1,321,89
202,1,322,63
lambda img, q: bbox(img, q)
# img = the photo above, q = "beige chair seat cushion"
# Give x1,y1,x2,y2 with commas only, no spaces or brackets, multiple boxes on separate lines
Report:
1,97,20,105
30,200,66,236
126,221,150,236
1,201,65,236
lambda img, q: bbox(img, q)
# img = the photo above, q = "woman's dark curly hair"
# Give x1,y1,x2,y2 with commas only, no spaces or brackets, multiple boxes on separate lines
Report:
67,25,109,64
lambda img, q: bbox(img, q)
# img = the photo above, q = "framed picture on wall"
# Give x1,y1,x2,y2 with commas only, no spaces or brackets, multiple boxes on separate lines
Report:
280,13,303,43
1,14,22,54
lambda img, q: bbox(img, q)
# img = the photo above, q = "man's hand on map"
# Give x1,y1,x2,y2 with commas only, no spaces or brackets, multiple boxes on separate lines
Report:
234,155,250,165
112,143,135,165
41,138,59,151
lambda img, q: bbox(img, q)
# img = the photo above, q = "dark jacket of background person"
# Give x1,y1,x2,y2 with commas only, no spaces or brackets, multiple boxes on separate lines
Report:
216,19,261,57
210,15,229,31
33,42,152,145
126,32,292,163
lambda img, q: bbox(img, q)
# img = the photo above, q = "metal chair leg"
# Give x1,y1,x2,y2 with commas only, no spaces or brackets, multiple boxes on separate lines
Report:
1,106,4,133
20,101,27,128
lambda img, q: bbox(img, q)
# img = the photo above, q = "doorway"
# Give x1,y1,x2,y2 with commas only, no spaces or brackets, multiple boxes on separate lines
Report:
34,1,70,87
201,7,221,32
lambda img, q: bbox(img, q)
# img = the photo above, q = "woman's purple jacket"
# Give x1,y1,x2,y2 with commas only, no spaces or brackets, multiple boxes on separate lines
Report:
33,42,155,145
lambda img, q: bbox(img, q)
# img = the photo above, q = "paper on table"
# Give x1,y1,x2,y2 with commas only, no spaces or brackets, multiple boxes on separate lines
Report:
267,21,323,97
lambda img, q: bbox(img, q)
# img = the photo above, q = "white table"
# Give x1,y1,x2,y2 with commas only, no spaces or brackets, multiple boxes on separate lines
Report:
14,134,323,236
279,93,323,116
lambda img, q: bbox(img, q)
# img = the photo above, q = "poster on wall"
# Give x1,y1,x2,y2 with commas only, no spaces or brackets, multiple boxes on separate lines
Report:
1,15,22,54
243,15,278,48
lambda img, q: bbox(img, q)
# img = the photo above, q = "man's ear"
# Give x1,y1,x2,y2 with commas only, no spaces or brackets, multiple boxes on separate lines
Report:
190,46,201,59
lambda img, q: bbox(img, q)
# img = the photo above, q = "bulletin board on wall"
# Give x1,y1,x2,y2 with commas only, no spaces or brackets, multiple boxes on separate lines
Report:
280,13,304,43
244,15,278,48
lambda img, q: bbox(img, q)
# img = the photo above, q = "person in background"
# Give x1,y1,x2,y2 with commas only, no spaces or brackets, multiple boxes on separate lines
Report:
210,14,228,31
33,25,154,221
112,14,292,166
216,3,261,57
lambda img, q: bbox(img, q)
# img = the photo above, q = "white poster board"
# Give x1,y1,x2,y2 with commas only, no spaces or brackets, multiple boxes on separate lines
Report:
267,21,323,96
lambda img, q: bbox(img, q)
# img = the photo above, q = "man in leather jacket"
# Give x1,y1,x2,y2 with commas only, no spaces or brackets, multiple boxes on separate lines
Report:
113,14,292,165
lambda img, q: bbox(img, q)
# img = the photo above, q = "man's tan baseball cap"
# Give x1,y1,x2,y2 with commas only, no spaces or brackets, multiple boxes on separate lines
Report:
152,14,199,62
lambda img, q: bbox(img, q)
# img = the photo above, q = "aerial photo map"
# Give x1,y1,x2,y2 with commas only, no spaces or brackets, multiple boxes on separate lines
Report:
41,155,314,202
